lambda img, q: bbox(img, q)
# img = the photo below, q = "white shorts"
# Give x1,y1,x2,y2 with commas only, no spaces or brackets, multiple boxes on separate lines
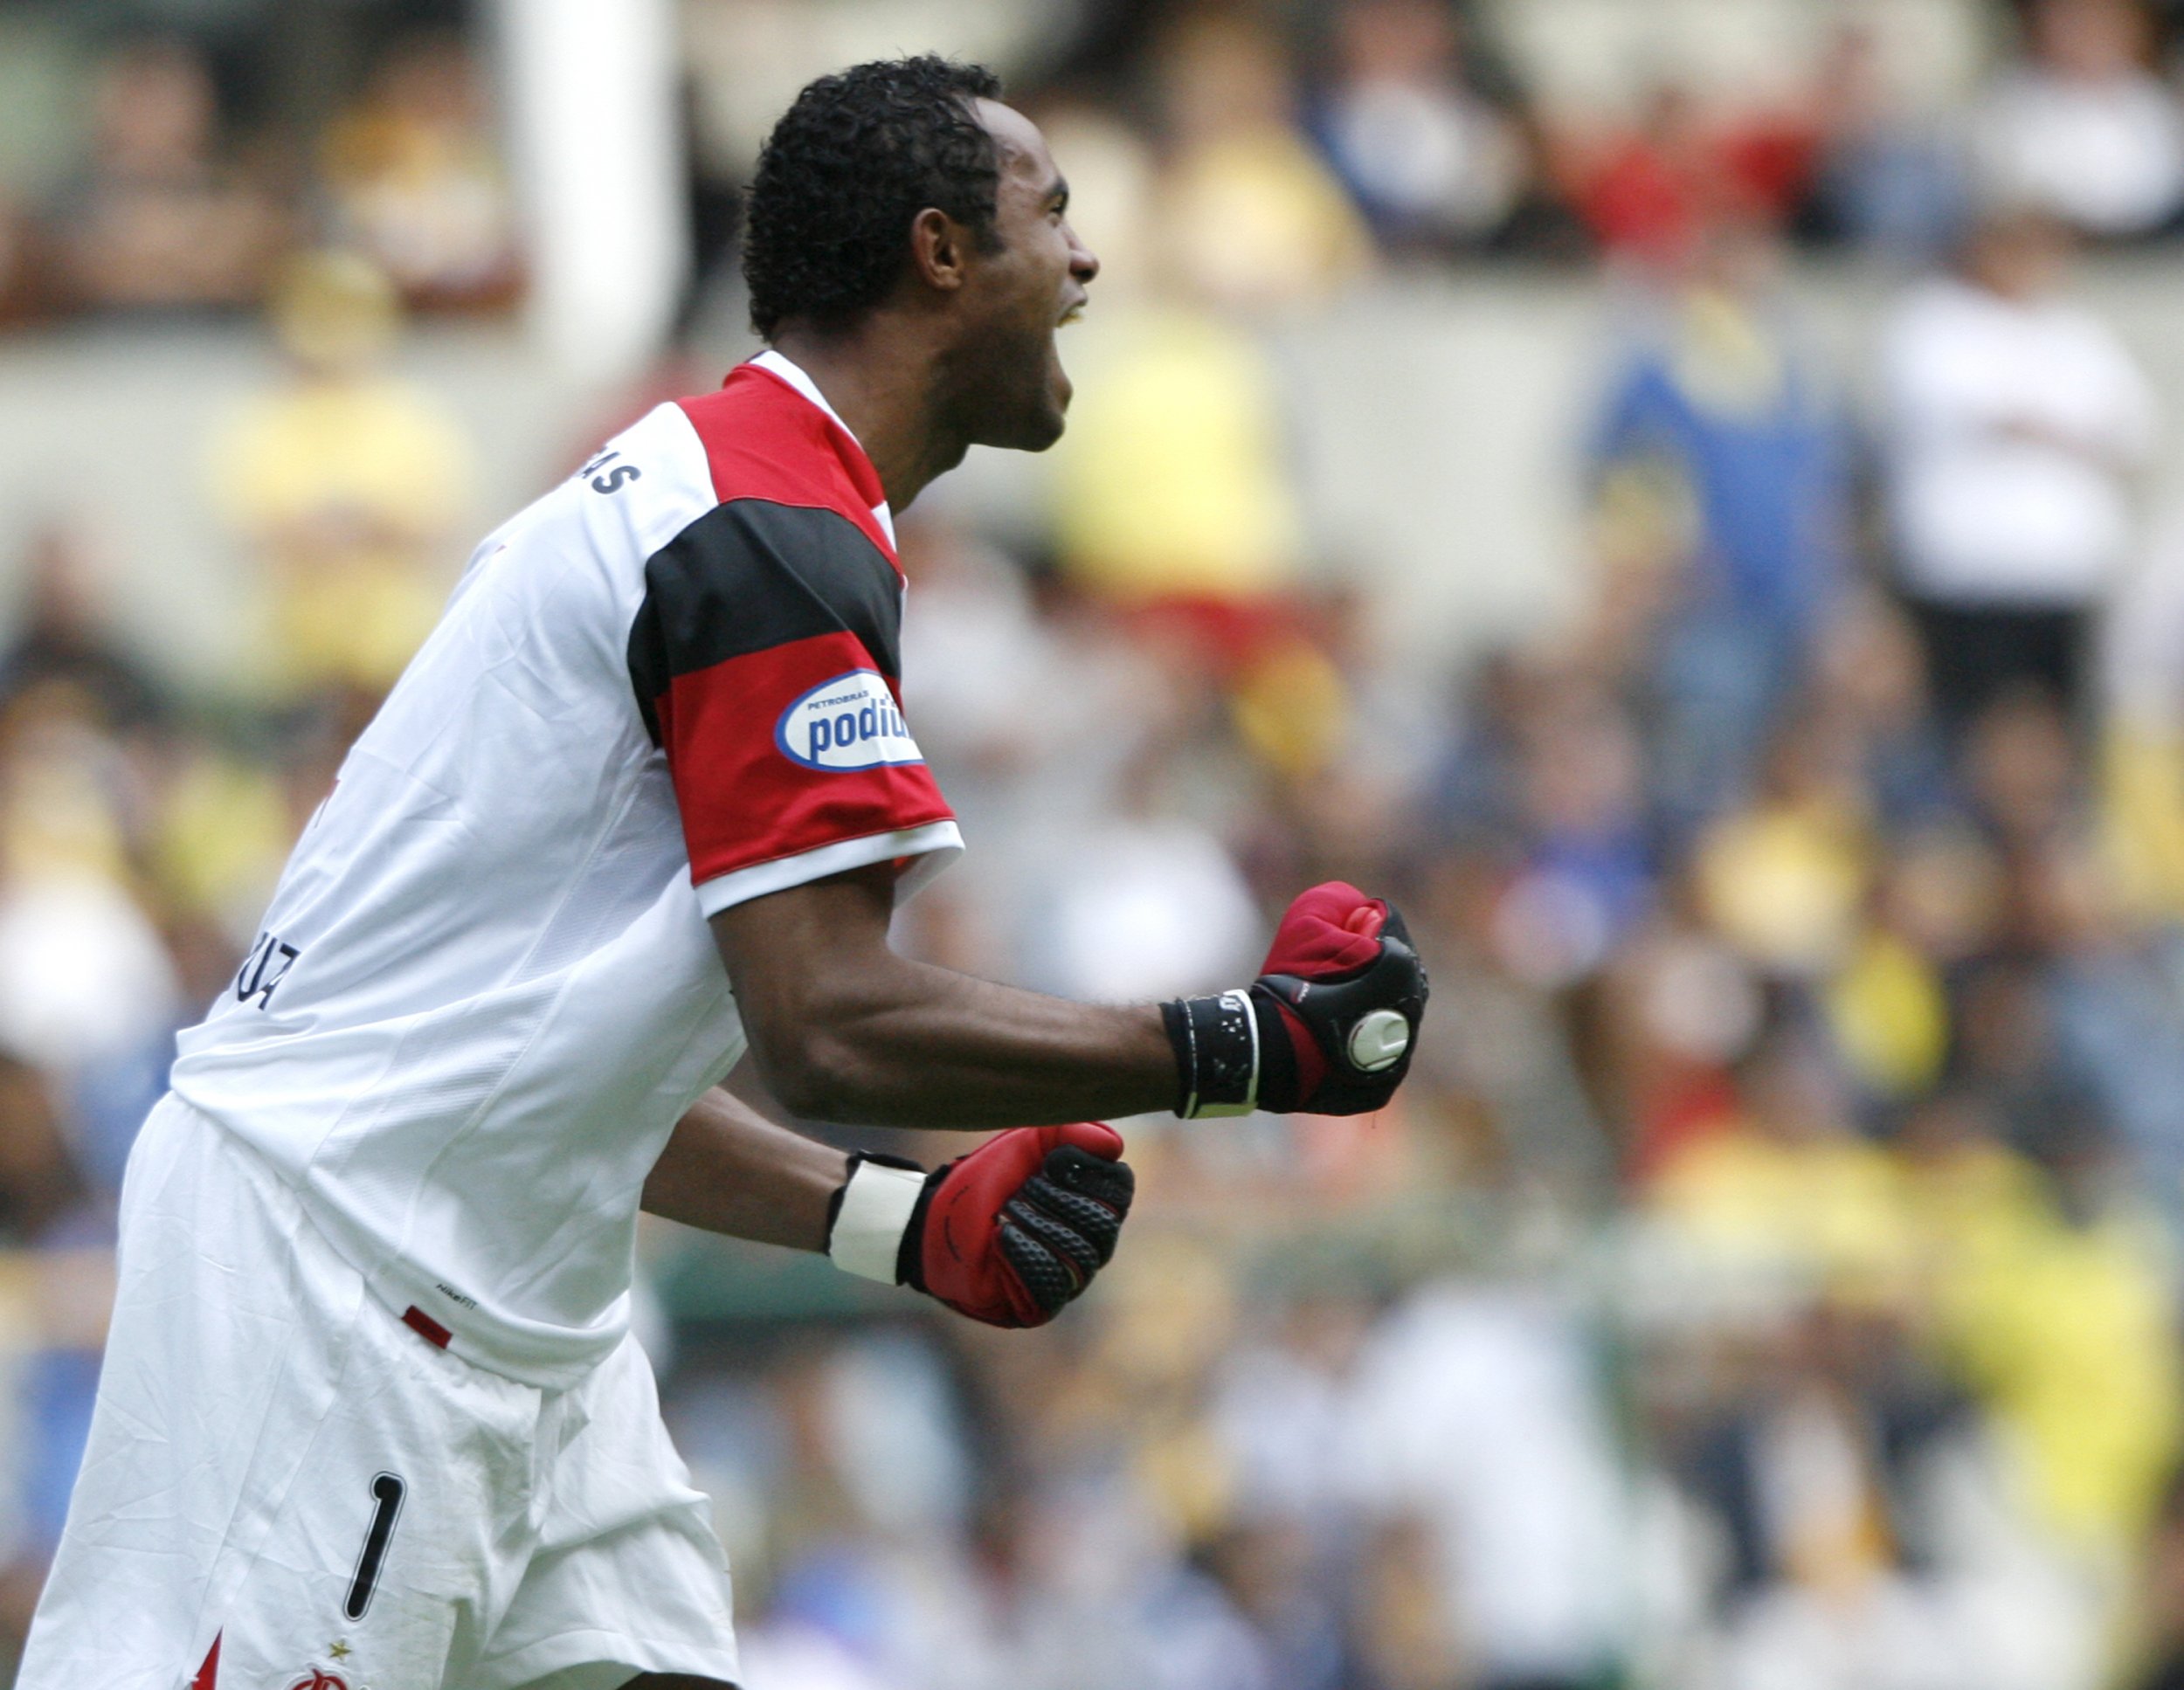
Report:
17,1094,741,1690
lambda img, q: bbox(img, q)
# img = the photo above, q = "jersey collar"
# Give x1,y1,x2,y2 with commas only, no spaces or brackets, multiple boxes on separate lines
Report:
744,348,895,548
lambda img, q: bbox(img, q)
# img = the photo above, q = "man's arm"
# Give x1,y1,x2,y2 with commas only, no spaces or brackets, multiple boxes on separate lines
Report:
639,1081,1137,1328
712,862,1178,1128
639,1085,846,1248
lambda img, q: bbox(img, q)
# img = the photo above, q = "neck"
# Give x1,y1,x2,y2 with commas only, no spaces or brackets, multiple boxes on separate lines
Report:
768,319,969,511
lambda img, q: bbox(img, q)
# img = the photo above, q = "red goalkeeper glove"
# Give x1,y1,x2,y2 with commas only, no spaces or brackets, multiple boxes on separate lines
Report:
1162,880,1427,1116
824,1122,1134,1328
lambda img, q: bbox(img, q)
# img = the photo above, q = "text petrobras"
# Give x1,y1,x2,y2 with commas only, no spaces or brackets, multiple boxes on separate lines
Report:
776,669,927,771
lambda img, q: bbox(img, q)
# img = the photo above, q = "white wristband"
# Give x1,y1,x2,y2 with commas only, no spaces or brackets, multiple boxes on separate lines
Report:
827,1160,928,1284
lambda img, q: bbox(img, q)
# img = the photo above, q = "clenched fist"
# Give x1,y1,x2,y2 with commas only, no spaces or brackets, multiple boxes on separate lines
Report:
1162,880,1427,1117
825,1122,1134,1327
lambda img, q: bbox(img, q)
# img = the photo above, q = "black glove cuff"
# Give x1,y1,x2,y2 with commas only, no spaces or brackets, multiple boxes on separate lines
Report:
1160,989,1260,1117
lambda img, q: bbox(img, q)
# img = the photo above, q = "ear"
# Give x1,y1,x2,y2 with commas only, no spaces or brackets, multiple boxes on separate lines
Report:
908,207,971,294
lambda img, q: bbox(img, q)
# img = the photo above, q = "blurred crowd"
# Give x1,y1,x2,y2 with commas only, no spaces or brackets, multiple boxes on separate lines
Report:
10,3,2184,1690
0,19,517,327
18,0,2184,328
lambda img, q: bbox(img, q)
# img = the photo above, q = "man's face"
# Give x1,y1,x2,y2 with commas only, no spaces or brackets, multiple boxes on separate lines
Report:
947,100,1098,452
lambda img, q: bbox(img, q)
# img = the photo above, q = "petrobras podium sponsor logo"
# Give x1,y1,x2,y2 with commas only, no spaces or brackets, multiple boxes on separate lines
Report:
777,670,926,771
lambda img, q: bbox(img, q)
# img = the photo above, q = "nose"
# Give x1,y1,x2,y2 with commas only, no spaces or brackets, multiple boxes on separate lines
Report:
1068,222,1099,285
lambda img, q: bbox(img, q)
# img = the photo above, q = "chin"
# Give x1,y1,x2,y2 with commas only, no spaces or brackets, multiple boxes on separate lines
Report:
966,339,1072,451
984,411,1065,454
1027,391,1070,450
980,384,1068,452
1025,364,1073,448
1024,383,1073,448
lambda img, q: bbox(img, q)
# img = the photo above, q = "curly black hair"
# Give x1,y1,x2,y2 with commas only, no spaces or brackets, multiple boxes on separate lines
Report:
743,56,1005,340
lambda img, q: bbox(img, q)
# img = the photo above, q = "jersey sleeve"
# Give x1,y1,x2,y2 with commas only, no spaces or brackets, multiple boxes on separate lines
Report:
627,497,960,916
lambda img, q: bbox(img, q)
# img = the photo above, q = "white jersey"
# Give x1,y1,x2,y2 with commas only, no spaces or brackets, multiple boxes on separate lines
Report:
169,352,960,1387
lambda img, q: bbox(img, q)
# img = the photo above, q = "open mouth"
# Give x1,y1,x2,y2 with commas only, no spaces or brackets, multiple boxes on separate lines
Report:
1058,298,1087,327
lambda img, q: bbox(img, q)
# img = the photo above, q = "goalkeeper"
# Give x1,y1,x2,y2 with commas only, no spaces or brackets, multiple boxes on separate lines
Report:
18,55,1426,1690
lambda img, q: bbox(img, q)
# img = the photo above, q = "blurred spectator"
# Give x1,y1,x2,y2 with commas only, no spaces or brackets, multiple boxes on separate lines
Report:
40,38,283,316
1343,1284,1630,1690
1569,43,1965,270
1032,800,1261,1004
0,524,166,734
1911,1093,2184,1560
206,249,474,700
1807,24,1972,258
1694,713,1870,982
321,31,522,314
1033,99,1312,672
1963,687,2086,861
1567,83,1830,269
0,699,178,1080
2042,856,2184,1242
1152,10,1372,312
1496,682,1654,990
1609,900,1761,1177
1805,598,1955,834
1398,834,1619,1197
1975,0,2184,241
1879,210,2158,728
1948,951,2105,1165
1570,85,1720,270
1213,1293,1371,1534
1047,304,1308,673
1710,100,1831,240
1198,1514,1344,1690
1646,1019,1910,1293
0,1053,82,1244
1593,216,1850,825
1310,0,1529,255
